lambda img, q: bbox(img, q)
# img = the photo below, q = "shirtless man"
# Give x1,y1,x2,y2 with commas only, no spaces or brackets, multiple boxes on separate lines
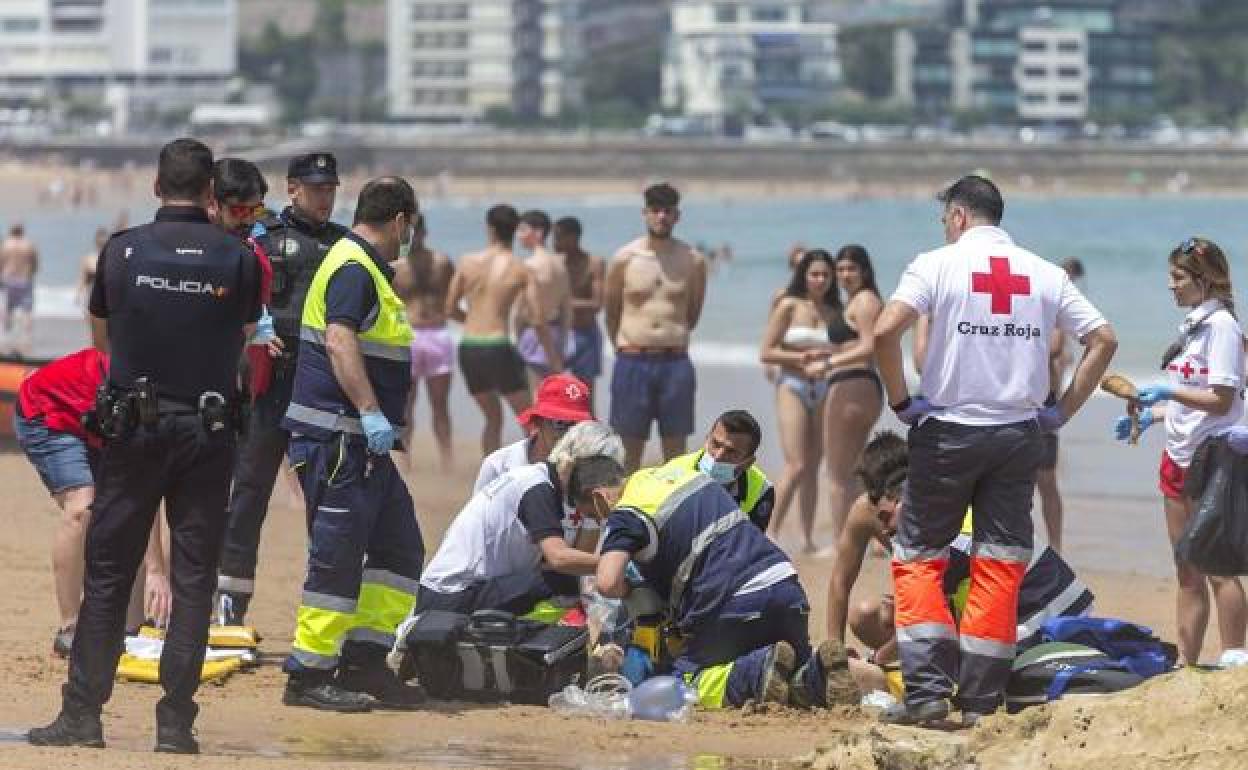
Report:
605,183,708,471
514,209,571,388
391,212,455,471
75,227,109,313
446,204,533,455
0,223,38,357
555,216,605,409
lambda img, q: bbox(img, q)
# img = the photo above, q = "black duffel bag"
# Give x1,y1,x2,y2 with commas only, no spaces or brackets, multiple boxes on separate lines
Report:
399,609,587,705
1176,435,1248,576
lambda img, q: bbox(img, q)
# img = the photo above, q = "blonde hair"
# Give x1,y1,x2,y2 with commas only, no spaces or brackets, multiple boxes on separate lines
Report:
1170,237,1236,316
547,421,625,476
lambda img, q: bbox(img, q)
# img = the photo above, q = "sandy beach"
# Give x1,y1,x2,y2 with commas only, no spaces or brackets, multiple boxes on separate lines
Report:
0,431,1235,770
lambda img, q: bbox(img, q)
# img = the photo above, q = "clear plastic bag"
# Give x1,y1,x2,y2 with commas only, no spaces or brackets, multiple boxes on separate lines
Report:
548,674,632,720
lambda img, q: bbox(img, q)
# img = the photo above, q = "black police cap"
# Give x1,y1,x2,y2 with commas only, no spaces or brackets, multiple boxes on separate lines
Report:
287,152,339,184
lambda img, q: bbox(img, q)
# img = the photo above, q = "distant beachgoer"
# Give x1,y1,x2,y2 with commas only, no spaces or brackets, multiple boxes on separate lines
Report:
1,223,38,357
1037,256,1088,552
804,245,884,551
445,204,533,455
391,213,455,472
605,183,708,471
760,249,839,553
75,227,109,312
514,209,571,389
1114,237,1246,666
554,216,605,409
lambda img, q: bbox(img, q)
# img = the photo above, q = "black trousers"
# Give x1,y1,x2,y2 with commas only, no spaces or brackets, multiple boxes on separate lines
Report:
64,414,236,727
217,374,294,597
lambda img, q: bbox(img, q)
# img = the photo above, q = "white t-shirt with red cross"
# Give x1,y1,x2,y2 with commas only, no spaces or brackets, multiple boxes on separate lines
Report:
892,226,1107,426
1163,299,1245,468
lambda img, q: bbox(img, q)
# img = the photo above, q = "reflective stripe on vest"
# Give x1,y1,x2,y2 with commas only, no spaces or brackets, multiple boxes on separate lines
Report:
667,450,771,516
617,465,748,616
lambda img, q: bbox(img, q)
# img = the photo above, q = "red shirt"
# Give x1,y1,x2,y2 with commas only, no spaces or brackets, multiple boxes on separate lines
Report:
18,348,108,446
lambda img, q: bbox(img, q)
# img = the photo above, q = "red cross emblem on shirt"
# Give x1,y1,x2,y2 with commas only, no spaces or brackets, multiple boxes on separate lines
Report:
971,257,1031,315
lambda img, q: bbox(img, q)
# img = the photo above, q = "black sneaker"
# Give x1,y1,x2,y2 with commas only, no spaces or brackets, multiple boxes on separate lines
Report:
154,723,199,755
337,663,426,711
52,627,74,659
27,711,105,748
758,641,796,705
215,591,249,626
879,699,951,726
283,677,373,713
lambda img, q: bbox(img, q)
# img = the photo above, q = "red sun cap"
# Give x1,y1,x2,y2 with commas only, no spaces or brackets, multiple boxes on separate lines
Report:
518,374,593,429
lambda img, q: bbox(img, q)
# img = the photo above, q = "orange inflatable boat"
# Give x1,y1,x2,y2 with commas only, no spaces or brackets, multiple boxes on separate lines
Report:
0,355,51,441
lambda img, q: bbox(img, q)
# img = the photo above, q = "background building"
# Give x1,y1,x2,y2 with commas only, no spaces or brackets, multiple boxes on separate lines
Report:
0,0,238,132
662,0,841,128
894,0,1155,123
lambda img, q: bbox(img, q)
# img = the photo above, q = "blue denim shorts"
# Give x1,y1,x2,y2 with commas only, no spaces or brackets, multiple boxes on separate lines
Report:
14,413,96,495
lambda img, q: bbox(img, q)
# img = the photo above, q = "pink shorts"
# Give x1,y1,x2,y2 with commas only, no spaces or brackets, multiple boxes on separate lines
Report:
410,326,453,380
1159,450,1187,500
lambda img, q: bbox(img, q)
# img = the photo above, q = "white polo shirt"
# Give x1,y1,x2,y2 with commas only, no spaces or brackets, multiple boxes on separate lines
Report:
1164,299,1245,467
422,462,567,594
473,437,534,493
893,226,1107,426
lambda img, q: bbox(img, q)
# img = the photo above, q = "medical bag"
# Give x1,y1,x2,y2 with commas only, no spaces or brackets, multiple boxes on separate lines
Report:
399,609,587,705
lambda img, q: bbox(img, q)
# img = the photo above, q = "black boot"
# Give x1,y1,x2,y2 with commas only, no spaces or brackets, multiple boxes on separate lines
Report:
154,723,199,755
337,642,426,711
27,711,105,749
283,672,373,713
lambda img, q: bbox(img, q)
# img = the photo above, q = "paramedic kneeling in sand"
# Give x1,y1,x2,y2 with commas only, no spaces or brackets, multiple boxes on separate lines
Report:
417,422,625,620
596,462,859,710
825,432,1094,696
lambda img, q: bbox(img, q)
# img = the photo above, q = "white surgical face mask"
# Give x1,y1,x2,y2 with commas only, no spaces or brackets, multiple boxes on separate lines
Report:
697,451,738,485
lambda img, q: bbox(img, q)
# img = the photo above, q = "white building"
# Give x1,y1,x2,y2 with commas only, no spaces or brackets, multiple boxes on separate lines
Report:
1015,26,1088,122
0,0,237,129
390,0,583,122
662,0,840,125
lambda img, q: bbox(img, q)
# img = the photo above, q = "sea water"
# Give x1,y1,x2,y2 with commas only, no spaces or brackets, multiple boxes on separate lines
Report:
18,194,1248,575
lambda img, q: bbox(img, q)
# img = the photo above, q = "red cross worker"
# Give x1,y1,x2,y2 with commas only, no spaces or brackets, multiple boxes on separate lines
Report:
871,175,1118,726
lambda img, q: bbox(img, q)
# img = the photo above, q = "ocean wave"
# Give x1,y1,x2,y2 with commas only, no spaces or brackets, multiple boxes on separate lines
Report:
32,285,85,320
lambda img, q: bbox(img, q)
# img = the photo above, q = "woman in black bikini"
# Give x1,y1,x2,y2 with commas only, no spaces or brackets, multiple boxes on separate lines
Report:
803,244,883,551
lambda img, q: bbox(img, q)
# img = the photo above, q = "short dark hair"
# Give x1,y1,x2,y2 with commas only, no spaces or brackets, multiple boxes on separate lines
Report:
644,183,680,208
1061,257,1085,280
213,158,268,203
520,209,551,237
353,176,417,227
715,410,762,456
857,431,908,505
157,138,214,200
937,174,1003,225
567,455,627,505
487,204,520,244
554,216,582,239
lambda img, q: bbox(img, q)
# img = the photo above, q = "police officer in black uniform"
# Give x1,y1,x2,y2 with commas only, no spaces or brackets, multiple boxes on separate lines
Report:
216,152,346,624
29,138,262,755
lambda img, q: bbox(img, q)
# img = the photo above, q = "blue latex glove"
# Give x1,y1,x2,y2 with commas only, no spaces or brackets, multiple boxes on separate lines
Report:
1113,410,1155,442
892,396,933,426
1136,384,1175,407
1224,425,1248,455
249,307,276,345
250,220,267,238
360,410,396,455
1037,404,1066,432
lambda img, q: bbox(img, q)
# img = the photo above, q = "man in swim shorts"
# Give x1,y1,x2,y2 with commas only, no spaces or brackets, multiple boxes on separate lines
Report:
446,204,533,455
605,183,708,471
514,209,571,387
555,216,605,411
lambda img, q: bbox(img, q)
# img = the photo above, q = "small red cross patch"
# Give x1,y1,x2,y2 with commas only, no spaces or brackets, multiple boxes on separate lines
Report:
971,257,1031,315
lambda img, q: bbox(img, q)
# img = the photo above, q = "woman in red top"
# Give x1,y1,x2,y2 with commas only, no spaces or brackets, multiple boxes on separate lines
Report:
15,348,170,655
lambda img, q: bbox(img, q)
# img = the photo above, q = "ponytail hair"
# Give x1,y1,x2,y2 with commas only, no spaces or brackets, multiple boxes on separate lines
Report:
1170,237,1236,318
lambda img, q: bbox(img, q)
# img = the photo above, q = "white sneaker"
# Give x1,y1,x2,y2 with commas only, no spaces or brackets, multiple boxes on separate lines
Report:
1217,648,1248,668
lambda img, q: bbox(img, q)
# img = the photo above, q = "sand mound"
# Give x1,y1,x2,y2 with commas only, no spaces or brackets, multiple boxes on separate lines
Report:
803,667,1248,770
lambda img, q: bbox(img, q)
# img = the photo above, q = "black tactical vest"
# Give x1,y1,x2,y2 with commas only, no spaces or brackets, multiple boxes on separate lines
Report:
259,207,346,339
104,212,257,401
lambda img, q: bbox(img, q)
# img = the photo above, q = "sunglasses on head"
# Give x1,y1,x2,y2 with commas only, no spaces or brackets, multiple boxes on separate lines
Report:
225,202,265,219
1178,237,1205,257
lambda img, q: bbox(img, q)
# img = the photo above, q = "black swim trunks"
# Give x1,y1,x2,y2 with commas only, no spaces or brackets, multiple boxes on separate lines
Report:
458,337,528,395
